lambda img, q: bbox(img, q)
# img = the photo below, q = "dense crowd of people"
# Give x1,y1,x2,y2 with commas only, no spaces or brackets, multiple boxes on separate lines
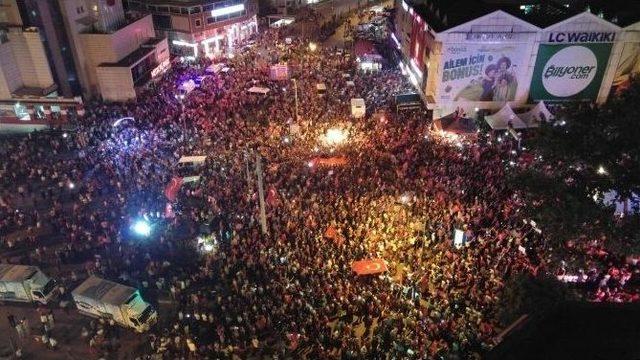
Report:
1,10,638,360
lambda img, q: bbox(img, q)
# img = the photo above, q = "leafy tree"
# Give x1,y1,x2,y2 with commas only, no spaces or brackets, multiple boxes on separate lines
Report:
529,77,640,205
498,273,578,326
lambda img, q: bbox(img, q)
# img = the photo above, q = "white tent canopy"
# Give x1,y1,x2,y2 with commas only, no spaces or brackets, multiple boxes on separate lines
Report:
247,86,270,94
178,156,207,164
486,102,554,130
519,101,554,127
485,104,527,130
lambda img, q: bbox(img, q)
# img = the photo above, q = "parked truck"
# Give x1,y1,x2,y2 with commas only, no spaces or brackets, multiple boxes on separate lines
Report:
0,264,58,304
71,276,157,332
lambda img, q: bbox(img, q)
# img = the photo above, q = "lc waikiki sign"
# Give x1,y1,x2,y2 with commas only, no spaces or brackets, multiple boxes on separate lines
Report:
530,43,612,101
546,31,616,43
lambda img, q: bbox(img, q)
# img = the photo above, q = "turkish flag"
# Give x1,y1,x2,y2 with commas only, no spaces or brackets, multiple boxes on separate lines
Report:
351,259,387,275
266,186,278,206
324,226,344,245
310,157,348,167
164,177,183,202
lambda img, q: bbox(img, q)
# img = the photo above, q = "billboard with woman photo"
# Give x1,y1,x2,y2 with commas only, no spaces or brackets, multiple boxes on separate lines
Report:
438,43,528,103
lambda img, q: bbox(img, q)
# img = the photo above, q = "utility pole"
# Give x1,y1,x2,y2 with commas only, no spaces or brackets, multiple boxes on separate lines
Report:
292,78,299,122
255,152,268,235
245,150,252,195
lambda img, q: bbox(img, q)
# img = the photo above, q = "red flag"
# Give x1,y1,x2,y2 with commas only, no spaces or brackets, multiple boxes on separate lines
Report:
324,226,344,245
309,157,347,167
266,186,278,206
164,203,175,218
351,259,387,275
164,177,183,201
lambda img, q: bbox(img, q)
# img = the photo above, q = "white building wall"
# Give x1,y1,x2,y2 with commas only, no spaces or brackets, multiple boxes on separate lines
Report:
0,40,22,97
7,30,55,89
96,66,135,101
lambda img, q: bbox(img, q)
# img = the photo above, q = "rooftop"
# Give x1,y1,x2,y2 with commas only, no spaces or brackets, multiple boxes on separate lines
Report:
404,0,639,31
129,0,224,7
80,14,147,34
0,264,38,282
72,276,137,305
99,45,155,68
406,0,575,32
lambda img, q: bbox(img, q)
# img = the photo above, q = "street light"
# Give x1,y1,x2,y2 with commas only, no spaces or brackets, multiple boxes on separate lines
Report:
292,78,299,122
309,42,317,52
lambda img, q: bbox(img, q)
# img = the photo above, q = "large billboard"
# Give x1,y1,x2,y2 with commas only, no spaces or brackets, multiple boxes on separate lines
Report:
439,43,529,103
611,42,640,95
529,43,612,101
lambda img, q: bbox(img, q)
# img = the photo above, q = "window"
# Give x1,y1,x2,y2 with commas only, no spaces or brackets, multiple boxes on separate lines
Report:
76,6,84,14
181,8,189,14
170,7,181,14
206,17,215,24
195,19,202,27
157,6,169,13
189,7,201,14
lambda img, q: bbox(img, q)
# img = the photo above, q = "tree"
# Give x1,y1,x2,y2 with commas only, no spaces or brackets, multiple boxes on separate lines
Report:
498,273,578,327
529,77,640,205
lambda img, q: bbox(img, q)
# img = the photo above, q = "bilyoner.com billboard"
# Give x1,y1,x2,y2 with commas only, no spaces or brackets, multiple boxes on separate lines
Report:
530,43,612,101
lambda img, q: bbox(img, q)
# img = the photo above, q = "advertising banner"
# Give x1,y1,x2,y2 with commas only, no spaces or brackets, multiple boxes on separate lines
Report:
269,64,289,81
611,42,640,95
529,43,612,101
439,43,529,103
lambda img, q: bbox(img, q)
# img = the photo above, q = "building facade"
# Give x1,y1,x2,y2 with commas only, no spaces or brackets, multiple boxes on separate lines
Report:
125,0,258,58
58,0,170,101
393,0,640,118
0,0,83,130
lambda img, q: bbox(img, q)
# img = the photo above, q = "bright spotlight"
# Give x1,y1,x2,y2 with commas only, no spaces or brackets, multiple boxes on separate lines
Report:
597,166,608,175
309,42,317,51
62,132,68,138
68,182,75,189
133,220,151,237
203,244,214,252
324,128,348,146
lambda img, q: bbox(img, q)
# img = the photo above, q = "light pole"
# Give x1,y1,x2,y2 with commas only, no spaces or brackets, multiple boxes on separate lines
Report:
255,152,267,235
292,78,299,122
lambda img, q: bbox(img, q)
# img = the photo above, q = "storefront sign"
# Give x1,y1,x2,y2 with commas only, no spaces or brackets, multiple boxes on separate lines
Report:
466,33,517,42
151,59,171,79
546,31,616,43
269,64,289,81
439,43,528,102
530,43,612,101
